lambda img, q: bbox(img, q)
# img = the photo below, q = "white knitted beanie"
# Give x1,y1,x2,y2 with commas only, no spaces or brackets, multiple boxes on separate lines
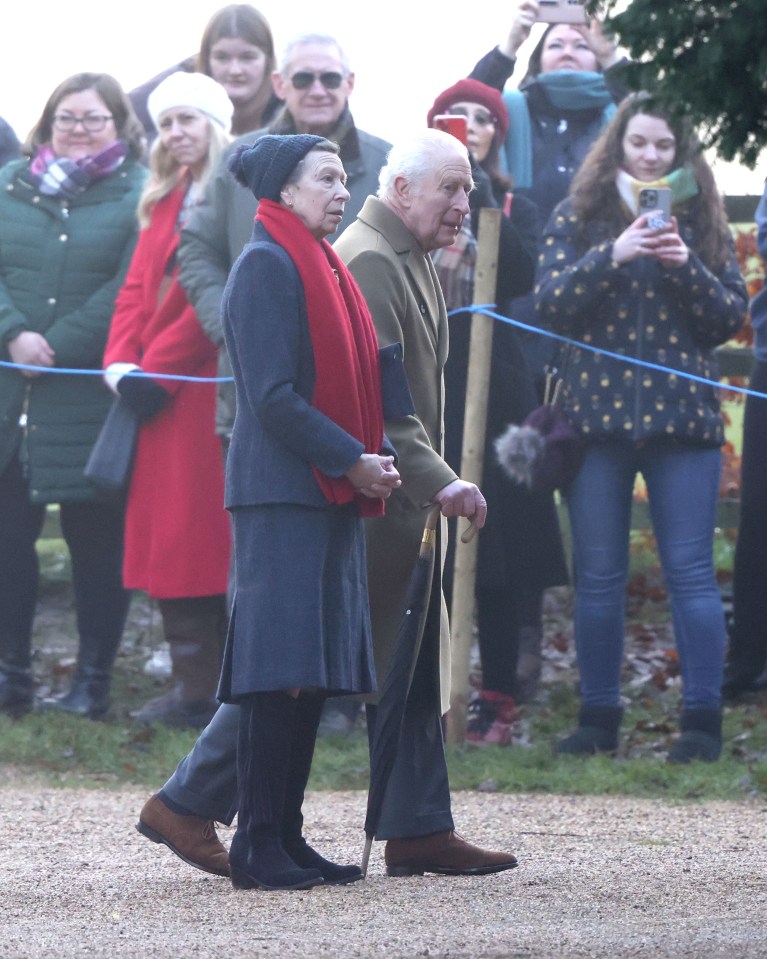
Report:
148,71,233,131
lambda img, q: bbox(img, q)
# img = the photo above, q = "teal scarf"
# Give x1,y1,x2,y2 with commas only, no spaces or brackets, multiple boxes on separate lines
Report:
502,71,615,188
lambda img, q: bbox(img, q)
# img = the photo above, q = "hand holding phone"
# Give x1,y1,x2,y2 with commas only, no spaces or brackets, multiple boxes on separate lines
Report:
432,114,468,146
638,187,672,231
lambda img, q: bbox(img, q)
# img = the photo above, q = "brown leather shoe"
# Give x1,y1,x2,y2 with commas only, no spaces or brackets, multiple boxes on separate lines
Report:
136,794,229,877
385,830,518,877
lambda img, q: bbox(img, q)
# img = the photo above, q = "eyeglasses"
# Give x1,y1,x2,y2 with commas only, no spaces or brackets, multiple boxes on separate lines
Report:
447,107,497,128
289,71,345,90
52,113,114,133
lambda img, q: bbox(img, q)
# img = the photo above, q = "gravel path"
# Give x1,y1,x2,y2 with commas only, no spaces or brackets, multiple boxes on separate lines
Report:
3,785,766,958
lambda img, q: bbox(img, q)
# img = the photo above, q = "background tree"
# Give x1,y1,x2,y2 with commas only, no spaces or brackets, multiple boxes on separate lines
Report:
591,0,767,167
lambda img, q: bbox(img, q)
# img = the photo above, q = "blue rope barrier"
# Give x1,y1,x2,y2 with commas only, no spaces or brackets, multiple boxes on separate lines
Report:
452,303,763,401
0,360,233,383
1,307,760,398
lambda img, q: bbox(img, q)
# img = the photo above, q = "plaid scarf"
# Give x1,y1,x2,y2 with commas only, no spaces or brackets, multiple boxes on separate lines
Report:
28,140,128,200
431,217,477,312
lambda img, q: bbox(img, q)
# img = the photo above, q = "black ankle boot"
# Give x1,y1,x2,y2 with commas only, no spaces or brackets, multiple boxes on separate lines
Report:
668,708,722,764
556,704,623,756
283,836,362,886
230,692,323,891
0,664,33,717
40,667,110,719
229,833,322,891
282,694,362,885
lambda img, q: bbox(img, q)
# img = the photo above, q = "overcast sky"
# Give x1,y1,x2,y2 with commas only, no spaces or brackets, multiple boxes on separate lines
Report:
2,0,763,194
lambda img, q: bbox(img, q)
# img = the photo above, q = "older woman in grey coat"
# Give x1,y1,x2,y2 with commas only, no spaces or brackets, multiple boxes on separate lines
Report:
220,134,399,891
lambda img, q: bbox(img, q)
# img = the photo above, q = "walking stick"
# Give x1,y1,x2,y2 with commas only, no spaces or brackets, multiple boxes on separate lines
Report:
445,207,501,746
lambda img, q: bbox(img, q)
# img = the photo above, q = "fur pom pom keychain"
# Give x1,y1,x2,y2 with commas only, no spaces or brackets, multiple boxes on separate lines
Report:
494,367,584,494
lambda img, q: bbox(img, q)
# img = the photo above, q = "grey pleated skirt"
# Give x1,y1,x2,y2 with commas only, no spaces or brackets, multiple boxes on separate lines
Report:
217,502,377,702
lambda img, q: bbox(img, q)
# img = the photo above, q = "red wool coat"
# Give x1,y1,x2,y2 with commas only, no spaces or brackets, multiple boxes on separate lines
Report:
105,184,231,598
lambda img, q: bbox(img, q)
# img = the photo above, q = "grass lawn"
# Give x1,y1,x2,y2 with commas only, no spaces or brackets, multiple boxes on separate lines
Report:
2,526,765,804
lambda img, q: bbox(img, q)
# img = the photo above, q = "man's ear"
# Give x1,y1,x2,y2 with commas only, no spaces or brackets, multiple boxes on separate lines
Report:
272,70,286,99
393,174,412,208
344,71,356,96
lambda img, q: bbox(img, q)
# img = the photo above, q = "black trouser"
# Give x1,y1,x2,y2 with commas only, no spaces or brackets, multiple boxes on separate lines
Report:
0,454,130,676
365,576,454,840
729,360,767,686
475,585,543,697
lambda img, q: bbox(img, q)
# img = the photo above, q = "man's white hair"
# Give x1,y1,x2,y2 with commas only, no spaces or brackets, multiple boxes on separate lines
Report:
377,129,470,200
278,33,351,76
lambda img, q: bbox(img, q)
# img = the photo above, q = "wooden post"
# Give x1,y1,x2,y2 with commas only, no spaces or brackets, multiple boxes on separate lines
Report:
445,207,501,745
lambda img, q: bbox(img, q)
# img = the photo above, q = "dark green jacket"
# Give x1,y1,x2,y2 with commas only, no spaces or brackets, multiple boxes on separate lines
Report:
0,156,145,501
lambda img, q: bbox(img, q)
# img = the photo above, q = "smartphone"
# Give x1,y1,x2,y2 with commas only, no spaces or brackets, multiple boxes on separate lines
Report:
432,114,468,146
536,0,588,24
638,187,672,229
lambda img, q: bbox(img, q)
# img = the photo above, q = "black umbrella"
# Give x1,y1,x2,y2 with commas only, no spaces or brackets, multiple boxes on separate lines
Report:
361,506,476,875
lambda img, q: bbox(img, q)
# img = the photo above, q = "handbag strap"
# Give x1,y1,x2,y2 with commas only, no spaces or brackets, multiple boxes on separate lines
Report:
543,342,573,406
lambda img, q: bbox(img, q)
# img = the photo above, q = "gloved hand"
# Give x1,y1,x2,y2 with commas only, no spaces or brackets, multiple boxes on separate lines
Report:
117,371,170,421
469,159,497,213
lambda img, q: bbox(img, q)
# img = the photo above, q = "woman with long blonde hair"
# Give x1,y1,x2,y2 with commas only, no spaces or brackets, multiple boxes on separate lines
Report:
104,72,234,728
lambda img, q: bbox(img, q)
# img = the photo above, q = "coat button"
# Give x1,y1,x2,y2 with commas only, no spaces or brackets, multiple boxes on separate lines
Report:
32,195,40,203
48,297,56,305
59,234,68,242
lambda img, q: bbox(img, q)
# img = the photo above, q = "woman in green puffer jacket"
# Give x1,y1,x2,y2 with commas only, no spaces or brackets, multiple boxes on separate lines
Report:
0,73,146,719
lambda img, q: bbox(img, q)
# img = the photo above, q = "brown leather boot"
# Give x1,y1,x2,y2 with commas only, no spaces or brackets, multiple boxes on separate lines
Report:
133,595,226,727
385,830,518,876
136,794,229,876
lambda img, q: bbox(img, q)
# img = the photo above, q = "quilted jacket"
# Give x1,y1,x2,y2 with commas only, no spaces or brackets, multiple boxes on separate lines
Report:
535,197,748,447
0,156,145,501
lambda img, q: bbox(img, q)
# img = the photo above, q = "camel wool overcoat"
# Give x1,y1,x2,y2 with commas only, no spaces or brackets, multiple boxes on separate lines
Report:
335,196,458,713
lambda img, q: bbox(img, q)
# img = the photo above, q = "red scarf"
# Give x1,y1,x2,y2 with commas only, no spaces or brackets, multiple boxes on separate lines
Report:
256,199,385,517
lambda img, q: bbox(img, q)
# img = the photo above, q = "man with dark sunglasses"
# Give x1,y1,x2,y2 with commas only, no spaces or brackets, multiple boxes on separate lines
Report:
271,35,356,139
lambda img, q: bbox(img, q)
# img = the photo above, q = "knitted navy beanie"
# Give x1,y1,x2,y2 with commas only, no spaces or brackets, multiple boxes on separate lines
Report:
228,134,324,201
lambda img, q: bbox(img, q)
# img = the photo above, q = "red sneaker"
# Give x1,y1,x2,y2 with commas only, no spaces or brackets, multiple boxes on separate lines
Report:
465,690,518,747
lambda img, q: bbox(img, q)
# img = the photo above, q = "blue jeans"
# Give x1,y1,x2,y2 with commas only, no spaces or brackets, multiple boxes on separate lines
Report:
566,441,726,710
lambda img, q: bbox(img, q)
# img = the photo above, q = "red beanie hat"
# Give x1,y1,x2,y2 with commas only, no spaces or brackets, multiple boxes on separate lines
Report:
427,78,509,143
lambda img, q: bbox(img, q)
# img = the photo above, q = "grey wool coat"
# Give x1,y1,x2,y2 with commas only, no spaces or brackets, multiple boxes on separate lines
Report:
335,197,458,713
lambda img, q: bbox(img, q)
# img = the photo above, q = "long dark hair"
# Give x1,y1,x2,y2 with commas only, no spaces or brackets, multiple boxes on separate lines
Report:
197,4,275,81
569,93,732,272
26,72,146,158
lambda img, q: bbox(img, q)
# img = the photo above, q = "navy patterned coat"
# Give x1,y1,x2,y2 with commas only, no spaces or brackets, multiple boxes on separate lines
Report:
535,196,748,447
